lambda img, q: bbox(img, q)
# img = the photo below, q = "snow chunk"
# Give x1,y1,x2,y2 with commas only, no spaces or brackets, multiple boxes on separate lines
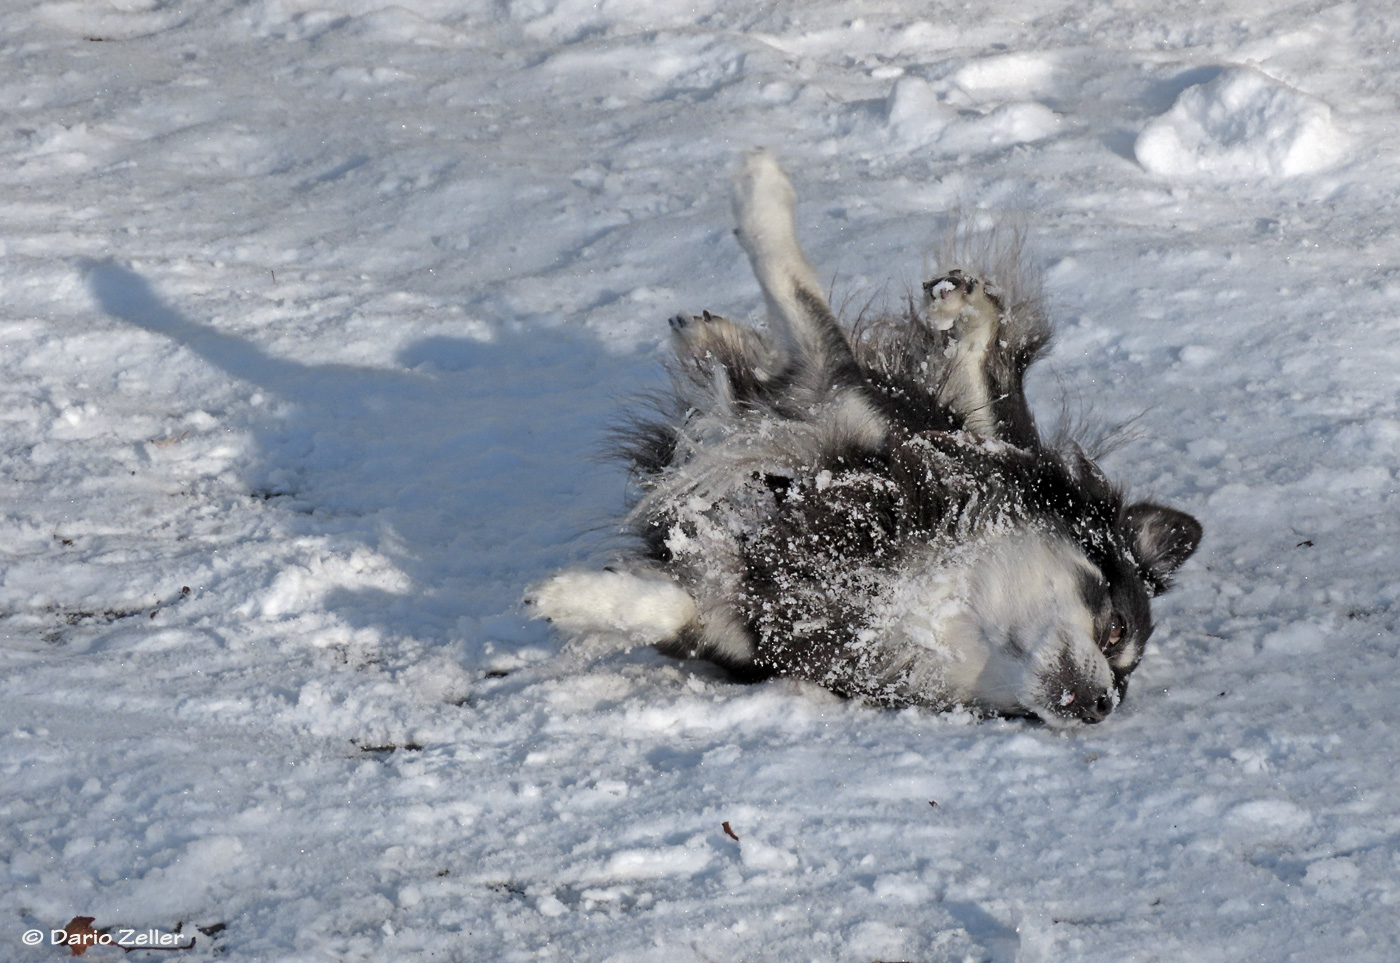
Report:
947,102,1061,152
100,836,245,920
1178,345,1218,367
738,836,799,873
846,921,911,960
1136,67,1348,179
254,547,411,620
597,841,713,880
1304,856,1360,886
1228,799,1311,833
887,77,1061,152
1001,733,1059,758
872,872,933,903
1261,618,1331,655
39,0,191,39
952,53,1056,95
886,77,957,145
535,894,568,917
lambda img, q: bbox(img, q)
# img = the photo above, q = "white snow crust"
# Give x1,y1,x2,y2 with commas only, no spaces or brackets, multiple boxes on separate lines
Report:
2,1,1399,961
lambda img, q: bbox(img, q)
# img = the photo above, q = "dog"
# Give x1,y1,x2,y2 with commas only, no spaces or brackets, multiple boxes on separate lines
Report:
529,151,1202,728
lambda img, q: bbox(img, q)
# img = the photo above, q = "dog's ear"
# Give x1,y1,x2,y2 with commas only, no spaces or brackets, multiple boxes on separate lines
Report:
1122,502,1203,596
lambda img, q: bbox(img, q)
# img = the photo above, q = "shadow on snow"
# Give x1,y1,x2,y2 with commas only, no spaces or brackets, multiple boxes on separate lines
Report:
83,259,650,662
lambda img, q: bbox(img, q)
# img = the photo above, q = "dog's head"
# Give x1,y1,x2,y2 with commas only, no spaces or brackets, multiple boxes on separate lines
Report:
959,500,1201,728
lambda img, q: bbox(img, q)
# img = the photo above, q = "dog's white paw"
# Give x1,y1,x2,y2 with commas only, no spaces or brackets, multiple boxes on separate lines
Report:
731,149,801,264
526,570,697,642
923,270,1002,345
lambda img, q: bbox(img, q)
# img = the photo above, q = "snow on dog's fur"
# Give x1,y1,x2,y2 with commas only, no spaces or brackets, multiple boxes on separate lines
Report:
530,151,1202,728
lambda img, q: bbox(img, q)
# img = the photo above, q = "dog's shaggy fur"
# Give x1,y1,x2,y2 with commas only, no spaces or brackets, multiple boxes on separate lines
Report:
530,152,1201,728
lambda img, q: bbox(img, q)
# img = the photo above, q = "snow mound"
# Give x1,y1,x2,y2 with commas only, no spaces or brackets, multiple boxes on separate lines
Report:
1136,67,1347,179
887,76,1061,153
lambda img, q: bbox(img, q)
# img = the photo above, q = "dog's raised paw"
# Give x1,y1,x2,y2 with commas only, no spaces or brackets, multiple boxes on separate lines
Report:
923,270,1003,336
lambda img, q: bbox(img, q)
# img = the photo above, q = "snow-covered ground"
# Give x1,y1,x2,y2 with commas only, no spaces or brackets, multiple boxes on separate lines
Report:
3,1,1399,960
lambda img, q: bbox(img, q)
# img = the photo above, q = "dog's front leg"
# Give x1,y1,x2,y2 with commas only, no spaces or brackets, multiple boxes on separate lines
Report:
923,270,1005,440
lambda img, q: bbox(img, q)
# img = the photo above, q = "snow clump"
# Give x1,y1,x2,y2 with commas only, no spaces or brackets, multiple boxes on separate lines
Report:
1136,66,1347,179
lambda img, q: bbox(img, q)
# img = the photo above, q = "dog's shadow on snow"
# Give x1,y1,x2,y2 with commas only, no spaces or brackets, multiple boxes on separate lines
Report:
83,259,646,660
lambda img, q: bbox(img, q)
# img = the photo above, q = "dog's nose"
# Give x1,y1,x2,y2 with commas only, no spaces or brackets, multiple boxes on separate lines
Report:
1077,690,1115,724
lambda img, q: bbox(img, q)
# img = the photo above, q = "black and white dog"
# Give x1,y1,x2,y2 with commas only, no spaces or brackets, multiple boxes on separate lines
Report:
530,151,1201,727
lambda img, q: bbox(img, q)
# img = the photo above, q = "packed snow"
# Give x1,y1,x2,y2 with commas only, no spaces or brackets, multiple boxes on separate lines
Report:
2,1,1399,961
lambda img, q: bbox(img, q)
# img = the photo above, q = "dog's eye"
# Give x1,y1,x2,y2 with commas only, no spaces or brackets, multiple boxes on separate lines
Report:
1096,613,1124,652
1103,615,1124,650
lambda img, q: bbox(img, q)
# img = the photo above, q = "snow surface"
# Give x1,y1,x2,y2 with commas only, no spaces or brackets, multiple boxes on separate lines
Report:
2,1,1399,961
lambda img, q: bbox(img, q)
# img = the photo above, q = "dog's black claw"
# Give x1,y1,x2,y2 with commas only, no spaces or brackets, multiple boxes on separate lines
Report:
923,277,953,298
668,314,690,331
924,270,980,299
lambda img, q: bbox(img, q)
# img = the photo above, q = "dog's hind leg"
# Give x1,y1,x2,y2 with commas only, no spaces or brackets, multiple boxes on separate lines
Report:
732,155,865,393
731,151,885,443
